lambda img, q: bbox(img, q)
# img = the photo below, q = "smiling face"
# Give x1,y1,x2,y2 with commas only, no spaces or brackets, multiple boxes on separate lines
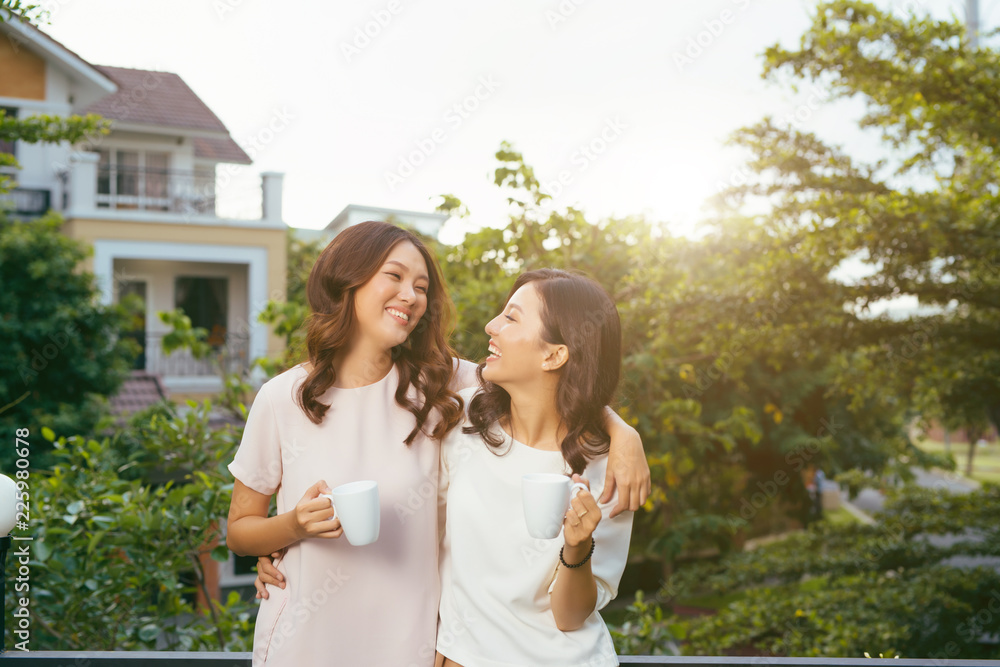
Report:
351,241,429,352
482,281,564,389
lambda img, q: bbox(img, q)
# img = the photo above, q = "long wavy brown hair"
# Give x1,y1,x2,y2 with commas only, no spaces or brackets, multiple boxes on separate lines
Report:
464,269,622,474
298,221,463,444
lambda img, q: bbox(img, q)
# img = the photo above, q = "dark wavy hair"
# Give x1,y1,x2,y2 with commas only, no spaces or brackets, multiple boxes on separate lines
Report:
464,269,622,474
298,221,463,444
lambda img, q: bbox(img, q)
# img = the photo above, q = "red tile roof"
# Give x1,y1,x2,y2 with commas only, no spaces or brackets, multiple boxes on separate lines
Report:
193,136,252,165
85,65,251,165
108,370,169,419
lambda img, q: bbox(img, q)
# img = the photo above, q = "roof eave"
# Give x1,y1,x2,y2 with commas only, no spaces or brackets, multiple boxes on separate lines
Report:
105,120,235,140
2,19,116,96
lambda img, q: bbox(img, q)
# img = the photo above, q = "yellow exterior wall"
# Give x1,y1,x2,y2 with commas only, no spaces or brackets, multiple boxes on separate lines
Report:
61,217,288,363
0,36,46,100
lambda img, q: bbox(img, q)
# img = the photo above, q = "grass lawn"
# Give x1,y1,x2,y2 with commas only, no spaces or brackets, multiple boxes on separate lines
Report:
914,437,1000,485
820,506,861,526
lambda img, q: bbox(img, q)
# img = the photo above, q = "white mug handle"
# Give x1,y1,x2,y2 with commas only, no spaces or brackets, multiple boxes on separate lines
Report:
570,481,588,499
319,492,338,522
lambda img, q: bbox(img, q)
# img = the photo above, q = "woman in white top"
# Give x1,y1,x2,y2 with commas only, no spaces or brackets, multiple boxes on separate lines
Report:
437,269,633,667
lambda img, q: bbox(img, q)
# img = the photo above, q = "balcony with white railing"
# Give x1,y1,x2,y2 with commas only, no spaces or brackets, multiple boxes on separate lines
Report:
65,152,284,227
95,163,218,216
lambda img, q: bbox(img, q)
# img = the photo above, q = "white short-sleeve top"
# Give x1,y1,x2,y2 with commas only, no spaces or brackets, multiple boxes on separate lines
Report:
437,387,634,667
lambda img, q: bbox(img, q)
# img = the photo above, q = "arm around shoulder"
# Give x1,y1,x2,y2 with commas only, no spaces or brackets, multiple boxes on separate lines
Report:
602,408,651,516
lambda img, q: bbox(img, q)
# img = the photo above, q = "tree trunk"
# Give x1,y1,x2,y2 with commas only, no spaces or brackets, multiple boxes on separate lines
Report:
943,427,950,455
966,427,983,478
660,501,673,585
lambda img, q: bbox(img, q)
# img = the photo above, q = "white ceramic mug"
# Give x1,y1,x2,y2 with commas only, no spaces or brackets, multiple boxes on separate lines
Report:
522,473,588,539
319,480,380,546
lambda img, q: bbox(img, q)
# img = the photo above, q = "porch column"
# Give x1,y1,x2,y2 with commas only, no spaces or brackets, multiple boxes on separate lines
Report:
66,151,99,216
261,172,284,224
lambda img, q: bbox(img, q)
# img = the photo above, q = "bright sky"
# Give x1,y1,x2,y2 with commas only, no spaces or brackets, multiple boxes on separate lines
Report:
40,0,988,246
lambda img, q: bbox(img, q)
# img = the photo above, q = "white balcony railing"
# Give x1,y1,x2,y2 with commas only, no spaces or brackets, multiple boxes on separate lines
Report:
65,152,283,225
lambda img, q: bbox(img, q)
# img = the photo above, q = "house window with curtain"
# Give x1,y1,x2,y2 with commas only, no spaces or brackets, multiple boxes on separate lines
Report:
96,149,171,210
115,150,139,206
145,152,169,210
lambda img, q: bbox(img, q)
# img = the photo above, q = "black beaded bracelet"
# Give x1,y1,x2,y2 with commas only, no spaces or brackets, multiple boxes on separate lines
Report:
559,538,595,569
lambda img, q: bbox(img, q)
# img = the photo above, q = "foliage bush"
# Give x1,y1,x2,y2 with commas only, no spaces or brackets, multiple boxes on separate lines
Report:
3,402,255,651
623,485,1000,659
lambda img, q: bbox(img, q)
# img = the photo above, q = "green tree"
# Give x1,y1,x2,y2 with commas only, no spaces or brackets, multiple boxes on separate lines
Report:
440,144,909,581
720,0,1000,473
255,230,321,376
0,216,138,468
0,4,132,463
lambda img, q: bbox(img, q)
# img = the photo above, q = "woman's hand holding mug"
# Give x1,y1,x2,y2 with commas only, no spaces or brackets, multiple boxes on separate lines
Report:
292,480,343,540
562,474,601,548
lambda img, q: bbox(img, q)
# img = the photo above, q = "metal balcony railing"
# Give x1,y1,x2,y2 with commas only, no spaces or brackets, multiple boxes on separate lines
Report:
0,187,51,216
97,165,216,215
1,652,998,665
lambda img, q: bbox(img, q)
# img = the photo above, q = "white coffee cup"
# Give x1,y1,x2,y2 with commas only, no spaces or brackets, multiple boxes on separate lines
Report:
522,473,589,539
319,480,380,546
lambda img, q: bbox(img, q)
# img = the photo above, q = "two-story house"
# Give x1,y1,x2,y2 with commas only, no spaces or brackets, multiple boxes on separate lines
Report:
1,18,287,400
2,19,457,603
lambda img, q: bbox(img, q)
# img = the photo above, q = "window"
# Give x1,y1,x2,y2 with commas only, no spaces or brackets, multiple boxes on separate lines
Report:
96,149,171,210
96,149,111,197
0,106,17,159
118,281,148,370
116,150,139,200
175,277,228,345
145,152,169,201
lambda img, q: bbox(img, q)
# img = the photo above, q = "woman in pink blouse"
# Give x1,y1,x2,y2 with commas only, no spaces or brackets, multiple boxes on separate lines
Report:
228,221,648,666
